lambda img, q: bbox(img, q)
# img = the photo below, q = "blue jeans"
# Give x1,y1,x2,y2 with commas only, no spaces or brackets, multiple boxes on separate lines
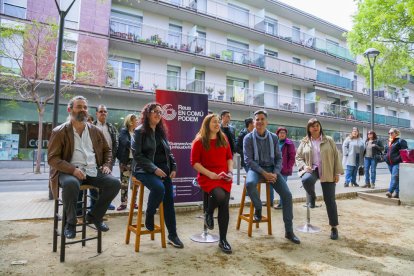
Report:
246,167,293,232
270,175,287,205
387,164,399,195
133,172,177,237
345,165,358,184
364,157,377,184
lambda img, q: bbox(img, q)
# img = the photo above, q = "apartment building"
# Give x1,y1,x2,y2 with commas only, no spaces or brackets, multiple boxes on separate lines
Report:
1,0,413,159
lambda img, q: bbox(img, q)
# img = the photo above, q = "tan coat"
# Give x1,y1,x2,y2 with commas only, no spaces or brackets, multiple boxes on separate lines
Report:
48,122,112,199
295,135,344,182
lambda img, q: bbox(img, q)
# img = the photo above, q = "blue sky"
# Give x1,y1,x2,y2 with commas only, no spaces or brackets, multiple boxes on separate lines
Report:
278,0,357,30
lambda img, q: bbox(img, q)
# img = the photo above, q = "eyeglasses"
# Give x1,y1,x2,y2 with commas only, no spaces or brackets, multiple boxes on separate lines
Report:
388,132,394,135
98,110,107,114
150,110,163,115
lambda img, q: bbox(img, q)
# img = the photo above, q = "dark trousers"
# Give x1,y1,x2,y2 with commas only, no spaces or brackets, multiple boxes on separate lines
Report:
134,172,177,237
301,170,338,226
59,171,120,226
207,187,230,240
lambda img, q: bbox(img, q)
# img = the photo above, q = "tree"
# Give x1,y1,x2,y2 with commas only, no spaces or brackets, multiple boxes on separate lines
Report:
347,0,414,87
0,20,94,173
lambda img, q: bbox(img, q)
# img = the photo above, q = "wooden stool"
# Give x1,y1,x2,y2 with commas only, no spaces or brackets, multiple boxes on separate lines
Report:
236,177,272,237
52,185,102,262
125,177,166,252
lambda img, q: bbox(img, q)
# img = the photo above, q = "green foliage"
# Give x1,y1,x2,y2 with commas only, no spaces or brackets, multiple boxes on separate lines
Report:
347,0,414,87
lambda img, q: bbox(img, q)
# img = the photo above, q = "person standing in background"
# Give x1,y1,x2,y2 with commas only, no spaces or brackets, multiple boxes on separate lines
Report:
384,128,408,199
342,127,365,187
272,127,296,209
220,110,236,154
116,114,139,211
362,130,383,189
236,118,254,172
92,104,119,210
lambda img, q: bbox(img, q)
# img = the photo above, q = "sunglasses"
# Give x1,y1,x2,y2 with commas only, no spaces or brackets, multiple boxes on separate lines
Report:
150,110,163,115
98,110,107,113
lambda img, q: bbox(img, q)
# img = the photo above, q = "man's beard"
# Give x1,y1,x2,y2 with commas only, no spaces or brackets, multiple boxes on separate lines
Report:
72,111,88,122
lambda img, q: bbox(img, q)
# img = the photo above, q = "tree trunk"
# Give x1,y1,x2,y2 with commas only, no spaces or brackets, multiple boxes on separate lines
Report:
35,108,45,174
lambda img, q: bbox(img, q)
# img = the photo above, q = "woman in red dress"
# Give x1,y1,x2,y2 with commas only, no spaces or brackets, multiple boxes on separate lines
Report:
191,114,233,254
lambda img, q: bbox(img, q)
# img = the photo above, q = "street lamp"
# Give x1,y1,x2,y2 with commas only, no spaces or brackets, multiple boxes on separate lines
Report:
363,48,380,132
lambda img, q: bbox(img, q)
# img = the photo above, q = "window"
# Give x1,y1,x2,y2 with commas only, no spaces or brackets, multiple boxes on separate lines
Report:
265,49,278,58
327,67,340,75
292,57,301,64
264,84,278,108
227,39,249,64
168,24,182,48
292,26,301,43
107,59,140,88
227,78,248,103
167,65,181,90
194,70,205,93
61,40,77,80
228,3,249,26
60,0,80,29
0,33,23,74
265,17,278,36
195,31,206,54
3,0,26,19
292,89,301,110
110,10,143,38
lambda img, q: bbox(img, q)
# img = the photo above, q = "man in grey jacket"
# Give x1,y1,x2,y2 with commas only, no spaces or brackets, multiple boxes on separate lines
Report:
243,110,300,244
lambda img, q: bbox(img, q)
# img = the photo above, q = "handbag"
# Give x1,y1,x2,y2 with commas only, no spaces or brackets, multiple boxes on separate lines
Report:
358,166,364,176
374,153,385,163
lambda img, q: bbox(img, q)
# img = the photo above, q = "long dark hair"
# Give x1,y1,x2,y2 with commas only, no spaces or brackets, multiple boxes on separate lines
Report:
193,114,228,150
366,130,377,142
306,118,324,138
140,102,168,139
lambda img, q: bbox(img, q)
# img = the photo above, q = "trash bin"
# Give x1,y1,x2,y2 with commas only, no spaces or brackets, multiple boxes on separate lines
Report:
399,163,414,206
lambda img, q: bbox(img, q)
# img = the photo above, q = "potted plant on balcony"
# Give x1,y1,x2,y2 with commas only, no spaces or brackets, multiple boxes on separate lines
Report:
217,89,225,101
206,86,214,99
106,63,115,86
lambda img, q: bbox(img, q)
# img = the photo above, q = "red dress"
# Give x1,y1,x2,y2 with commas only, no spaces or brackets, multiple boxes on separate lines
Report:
191,138,233,193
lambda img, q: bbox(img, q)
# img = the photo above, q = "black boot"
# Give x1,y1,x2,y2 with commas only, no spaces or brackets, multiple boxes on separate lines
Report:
145,212,154,231
204,212,214,230
285,232,301,244
254,209,262,222
219,239,232,254
330,227,339,240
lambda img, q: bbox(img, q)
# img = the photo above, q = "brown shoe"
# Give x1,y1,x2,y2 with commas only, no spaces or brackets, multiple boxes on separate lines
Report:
361,183,370,188
385,192,392,198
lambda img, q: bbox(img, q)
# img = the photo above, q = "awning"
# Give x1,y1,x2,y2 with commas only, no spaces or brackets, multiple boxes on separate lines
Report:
314,86,353,98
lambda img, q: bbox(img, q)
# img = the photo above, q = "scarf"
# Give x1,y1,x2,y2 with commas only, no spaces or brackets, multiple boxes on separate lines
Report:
252,129,274,161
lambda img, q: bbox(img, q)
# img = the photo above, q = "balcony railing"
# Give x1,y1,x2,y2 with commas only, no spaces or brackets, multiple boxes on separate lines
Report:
317,71,353,90
109,21,317,81
106,70,411,128
154,0,355,62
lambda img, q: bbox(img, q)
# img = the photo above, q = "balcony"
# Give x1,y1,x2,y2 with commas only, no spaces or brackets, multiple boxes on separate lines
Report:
146,0,355,62
109,20,317,81
317,70,353,90
106,70,411,129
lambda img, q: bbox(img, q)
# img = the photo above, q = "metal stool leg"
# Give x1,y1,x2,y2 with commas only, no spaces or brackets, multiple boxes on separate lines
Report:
190,191,219,243
296,192,320,233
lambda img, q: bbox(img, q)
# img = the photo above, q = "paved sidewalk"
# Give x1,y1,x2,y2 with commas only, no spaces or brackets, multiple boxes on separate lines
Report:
0,161,392,221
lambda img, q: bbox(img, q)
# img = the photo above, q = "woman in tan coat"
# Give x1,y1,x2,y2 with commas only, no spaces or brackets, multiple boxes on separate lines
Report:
296,118,344,240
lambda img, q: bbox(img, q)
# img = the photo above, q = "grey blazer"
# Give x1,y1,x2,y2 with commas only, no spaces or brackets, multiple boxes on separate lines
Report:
342,137,365,167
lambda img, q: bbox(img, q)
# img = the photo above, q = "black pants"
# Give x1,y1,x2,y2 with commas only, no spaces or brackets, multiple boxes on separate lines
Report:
59,171,120,225
301,170,338,226
207,187,230,240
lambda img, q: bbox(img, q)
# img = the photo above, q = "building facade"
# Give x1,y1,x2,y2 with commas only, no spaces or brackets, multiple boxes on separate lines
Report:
1,0,413,160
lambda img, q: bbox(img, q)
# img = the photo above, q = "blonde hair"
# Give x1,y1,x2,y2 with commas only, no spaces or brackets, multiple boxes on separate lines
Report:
389,128,400,137
124,114,137,130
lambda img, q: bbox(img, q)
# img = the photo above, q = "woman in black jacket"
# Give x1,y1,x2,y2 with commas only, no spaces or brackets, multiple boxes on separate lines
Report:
116,114,138,211
362,130,384,189
384,128,408,198
131,102,183,248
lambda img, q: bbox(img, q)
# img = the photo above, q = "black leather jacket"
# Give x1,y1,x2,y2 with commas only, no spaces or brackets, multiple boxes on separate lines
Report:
132,125,177,174
93,121,118,166
116,128,132,165
385,138,408,165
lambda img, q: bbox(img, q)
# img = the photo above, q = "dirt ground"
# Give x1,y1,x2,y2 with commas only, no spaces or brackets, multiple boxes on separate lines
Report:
0,198,413,276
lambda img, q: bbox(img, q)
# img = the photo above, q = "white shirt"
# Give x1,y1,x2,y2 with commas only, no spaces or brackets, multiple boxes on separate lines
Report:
70,126,98,177
96,121,112,149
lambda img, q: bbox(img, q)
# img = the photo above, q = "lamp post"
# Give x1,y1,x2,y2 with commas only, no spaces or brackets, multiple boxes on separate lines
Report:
363,48,380,132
